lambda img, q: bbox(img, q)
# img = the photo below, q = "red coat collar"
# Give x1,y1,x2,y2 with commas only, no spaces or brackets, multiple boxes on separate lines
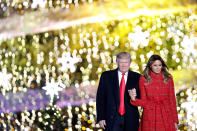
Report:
150,71,163,80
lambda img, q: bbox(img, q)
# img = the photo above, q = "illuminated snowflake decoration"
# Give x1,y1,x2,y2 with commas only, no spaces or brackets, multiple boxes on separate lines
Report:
128,26,150,50
0,68,12,91
31,0,47,8
181,95,197,122
57,52,80,73
181,35,197,57
42,78,65,102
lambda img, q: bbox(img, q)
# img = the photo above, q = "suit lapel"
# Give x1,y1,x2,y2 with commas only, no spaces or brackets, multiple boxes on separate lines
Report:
125,70,131,90
112,69,120,107
126,70,135,91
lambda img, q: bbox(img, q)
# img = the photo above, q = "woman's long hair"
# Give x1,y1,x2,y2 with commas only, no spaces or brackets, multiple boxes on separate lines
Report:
143,55,171,83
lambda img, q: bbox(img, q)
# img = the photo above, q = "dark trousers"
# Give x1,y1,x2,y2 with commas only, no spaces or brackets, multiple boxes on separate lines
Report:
112,114,125,131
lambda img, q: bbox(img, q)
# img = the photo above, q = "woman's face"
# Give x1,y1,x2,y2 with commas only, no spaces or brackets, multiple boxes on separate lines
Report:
150,60,162,74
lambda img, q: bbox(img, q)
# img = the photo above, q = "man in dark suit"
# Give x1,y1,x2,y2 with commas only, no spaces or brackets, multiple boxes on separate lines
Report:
96,52,141,131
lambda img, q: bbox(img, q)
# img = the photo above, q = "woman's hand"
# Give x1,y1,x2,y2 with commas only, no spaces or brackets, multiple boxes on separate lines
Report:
175,123,178,130
128,88,136,101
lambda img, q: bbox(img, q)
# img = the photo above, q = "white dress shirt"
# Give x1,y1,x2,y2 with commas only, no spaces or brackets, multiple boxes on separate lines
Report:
118,70,128,86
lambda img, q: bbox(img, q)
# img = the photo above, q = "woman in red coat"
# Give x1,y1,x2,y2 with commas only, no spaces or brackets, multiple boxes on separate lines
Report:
128,55,178,131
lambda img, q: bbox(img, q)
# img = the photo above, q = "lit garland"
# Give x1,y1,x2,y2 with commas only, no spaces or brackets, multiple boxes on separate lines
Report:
0,0,95,18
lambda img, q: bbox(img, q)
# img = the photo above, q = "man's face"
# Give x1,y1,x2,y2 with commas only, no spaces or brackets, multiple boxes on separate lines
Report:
117,58,131,73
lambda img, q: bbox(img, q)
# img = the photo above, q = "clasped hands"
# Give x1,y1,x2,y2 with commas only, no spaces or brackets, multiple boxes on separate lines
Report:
128,88,136,101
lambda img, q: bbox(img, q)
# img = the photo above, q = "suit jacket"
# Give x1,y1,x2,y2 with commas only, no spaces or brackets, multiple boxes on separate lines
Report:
96,69,141,131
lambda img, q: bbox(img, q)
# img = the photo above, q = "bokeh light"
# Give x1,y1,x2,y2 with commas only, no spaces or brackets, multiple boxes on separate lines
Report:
0,0,197,130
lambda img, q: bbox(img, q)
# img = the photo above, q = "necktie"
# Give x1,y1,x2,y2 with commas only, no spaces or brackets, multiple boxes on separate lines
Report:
119,73,125,115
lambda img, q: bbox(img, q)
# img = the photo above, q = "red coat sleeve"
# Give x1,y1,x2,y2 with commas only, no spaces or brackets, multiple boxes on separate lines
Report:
168,77,179,123
130,76,154,108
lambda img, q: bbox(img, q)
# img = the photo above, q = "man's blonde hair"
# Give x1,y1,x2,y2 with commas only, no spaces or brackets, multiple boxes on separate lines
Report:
116,52,131,62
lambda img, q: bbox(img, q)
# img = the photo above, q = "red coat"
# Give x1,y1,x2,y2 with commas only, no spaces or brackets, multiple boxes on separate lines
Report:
130,71,178,131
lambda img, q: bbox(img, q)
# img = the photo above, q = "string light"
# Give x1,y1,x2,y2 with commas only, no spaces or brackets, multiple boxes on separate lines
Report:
0,1,196,130
0,0,95,18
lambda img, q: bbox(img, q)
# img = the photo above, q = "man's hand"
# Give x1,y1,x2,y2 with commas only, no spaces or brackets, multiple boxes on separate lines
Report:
128,88,136,101
99,120,106,129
